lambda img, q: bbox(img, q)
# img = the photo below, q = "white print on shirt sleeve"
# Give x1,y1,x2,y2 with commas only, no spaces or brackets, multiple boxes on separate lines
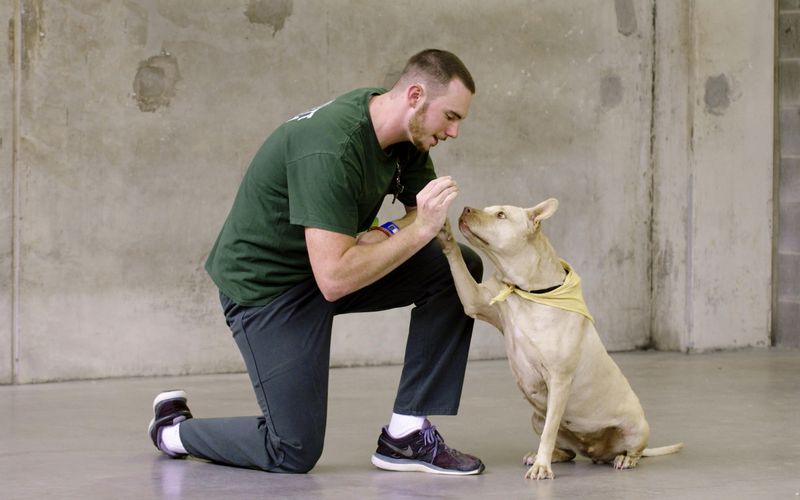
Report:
287,100,334,122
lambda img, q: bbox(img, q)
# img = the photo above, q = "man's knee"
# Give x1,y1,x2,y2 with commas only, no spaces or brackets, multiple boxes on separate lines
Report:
277,450,322,474
266,431,324,474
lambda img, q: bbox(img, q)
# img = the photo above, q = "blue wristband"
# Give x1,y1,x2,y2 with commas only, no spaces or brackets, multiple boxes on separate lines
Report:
380,221,400,235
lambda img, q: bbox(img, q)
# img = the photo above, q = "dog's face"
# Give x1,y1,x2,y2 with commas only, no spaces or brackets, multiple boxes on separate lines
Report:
457,199,559,257
457,199,560,285
458,205,529,254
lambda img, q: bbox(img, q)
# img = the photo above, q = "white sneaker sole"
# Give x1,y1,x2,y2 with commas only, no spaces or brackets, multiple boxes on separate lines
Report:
371,453,484,476
147,390,188,433
152,390,188,409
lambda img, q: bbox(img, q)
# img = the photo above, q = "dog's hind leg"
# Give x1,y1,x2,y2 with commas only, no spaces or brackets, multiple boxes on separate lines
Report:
552,448,577,463
612,420,649,470
525,427,577,464
552,431,577,463
524,447,575,466
522,400,577,470
613,450,643,469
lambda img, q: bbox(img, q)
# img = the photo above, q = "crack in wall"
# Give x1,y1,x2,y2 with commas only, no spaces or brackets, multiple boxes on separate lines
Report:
648,0,658,348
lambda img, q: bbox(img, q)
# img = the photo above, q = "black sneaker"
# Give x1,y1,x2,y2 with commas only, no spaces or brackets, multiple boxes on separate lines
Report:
148,389,193,458
371,420,485,475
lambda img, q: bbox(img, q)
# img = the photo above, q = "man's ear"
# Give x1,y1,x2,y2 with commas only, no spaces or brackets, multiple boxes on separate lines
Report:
406,83,425,108
525,198,559,225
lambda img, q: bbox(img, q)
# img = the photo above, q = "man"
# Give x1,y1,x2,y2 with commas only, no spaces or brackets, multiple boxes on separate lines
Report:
148,49,485,475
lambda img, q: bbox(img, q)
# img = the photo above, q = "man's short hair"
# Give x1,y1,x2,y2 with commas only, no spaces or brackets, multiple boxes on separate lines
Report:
398,49,476,95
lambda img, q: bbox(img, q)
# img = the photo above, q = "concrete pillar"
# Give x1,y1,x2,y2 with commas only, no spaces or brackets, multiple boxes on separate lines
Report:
652,0,774,351
775,0,800,347
0,2,17,383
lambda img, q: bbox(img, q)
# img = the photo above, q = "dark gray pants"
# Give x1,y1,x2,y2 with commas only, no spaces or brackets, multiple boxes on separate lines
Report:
179,241,483,473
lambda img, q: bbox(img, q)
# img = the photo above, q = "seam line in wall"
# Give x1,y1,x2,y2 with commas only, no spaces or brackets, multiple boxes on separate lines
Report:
11,0,23,384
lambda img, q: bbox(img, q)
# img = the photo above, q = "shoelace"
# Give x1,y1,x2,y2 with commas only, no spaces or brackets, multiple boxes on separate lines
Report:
420,425,442,459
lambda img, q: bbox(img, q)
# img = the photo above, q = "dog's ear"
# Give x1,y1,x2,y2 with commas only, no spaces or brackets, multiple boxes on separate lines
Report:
526,198,559,226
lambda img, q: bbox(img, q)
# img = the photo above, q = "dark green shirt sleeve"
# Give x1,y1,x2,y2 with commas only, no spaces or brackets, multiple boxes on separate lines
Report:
287,152,362,237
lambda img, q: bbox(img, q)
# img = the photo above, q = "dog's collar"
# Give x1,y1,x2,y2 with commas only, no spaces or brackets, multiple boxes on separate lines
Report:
502,264,568,295
489,260,594,323
525,273,567,295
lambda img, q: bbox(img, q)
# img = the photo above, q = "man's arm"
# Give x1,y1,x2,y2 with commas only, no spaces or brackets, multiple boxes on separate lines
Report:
305,176,457,302
355,206,417,246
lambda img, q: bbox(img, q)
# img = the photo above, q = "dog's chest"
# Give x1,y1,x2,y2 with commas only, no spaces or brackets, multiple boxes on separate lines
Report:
503,322,549,404
496,298,583,407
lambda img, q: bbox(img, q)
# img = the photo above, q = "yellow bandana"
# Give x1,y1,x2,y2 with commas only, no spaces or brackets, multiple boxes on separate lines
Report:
489,259,594,323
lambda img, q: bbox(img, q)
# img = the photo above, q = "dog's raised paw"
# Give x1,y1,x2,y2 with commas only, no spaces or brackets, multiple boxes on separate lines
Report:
435,219,456,251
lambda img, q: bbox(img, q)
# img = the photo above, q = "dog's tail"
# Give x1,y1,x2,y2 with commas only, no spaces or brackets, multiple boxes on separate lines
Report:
642,442,684,457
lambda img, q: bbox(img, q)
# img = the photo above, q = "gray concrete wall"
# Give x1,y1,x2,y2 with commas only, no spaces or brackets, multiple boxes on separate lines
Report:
1,0,775,383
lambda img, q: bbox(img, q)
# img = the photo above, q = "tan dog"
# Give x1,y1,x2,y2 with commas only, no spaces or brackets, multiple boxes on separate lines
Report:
437,198,683,479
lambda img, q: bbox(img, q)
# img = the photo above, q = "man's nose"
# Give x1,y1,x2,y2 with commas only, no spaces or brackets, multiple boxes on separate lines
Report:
445,121,460,138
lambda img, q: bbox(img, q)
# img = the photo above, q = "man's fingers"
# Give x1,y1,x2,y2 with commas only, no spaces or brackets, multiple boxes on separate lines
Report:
430,185,458,207
419,176,456,198
441,189,458,207
415,177,459,236
420,179,458,205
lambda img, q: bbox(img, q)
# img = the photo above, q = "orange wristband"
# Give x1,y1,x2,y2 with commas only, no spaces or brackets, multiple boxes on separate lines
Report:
368,226,392,237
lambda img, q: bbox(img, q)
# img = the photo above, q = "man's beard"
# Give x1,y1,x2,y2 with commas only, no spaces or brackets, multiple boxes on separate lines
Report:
408,103,430,152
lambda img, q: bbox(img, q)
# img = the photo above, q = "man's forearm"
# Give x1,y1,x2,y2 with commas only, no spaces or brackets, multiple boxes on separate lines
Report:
394,206,417,229
307,221,437,301
309,176,458,301
355,207,417,246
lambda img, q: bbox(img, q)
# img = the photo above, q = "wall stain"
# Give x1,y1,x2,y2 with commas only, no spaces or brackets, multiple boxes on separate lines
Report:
608,245,634,267
133,52,180,112
614,0,637,36
15,0,45,74
655,245,674,285
600,74,623,108
6,18,12,68
704,74,730,116
245,0,293,36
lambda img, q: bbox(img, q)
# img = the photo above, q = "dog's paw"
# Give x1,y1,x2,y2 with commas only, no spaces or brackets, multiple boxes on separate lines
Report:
522,452,536,466
612,453,641,470
435,218,456,252
524,461,554,480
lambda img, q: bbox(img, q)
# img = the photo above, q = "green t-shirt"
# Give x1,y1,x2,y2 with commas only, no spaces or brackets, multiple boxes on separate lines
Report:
205,88,436,306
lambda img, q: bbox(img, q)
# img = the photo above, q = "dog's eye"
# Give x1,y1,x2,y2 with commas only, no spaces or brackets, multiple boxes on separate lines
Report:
496,211,506,219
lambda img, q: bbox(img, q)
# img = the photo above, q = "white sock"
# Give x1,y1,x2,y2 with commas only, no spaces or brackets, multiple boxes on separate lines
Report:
161,423,188,454
387,413,426,438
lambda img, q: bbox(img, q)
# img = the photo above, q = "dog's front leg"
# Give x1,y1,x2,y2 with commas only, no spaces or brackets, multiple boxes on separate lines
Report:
525,377,573,480
436,219,500,328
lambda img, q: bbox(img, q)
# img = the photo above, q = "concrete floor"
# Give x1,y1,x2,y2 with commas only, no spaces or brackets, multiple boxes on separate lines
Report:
2,350,799,499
